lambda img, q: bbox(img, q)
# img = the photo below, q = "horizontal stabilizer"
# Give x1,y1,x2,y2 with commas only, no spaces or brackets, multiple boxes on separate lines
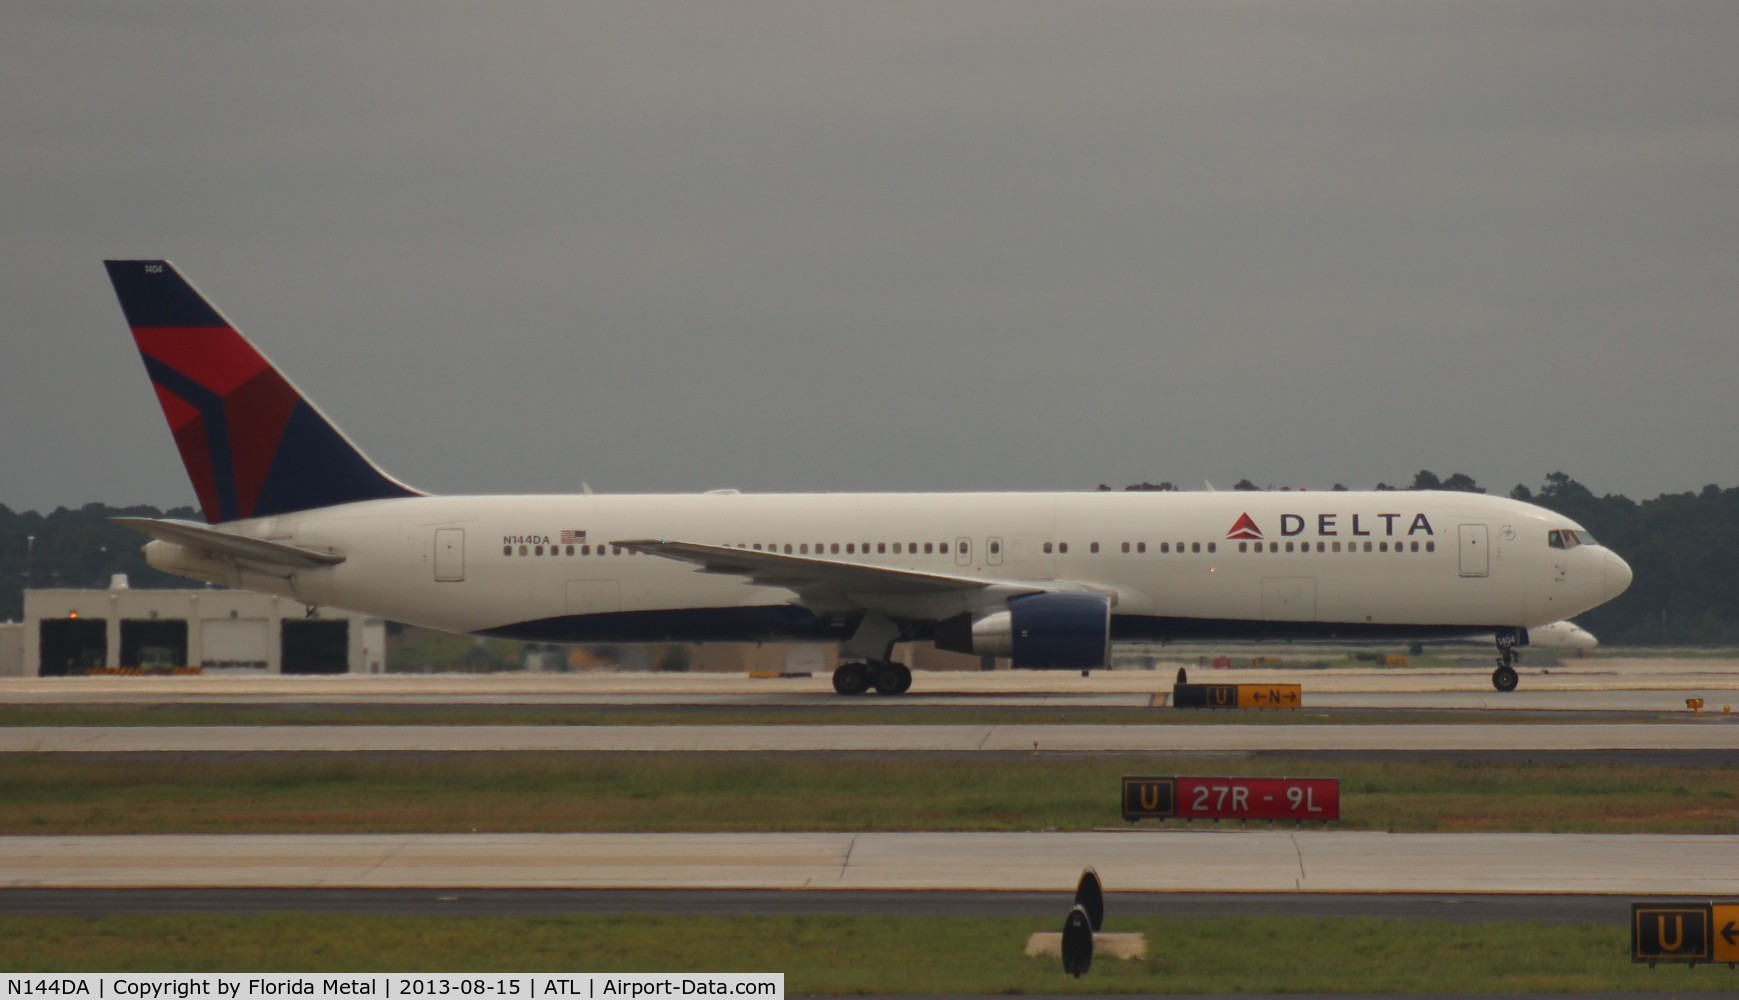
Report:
112,517,345,568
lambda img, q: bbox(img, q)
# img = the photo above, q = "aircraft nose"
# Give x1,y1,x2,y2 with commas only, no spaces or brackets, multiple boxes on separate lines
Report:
1604,549,1633,600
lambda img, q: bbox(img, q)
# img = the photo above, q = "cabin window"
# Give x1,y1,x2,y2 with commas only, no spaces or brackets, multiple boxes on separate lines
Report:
1043,542,1053,554
1239,542,1248,553
958,541,968,555
989,540,1001,555
1120,542,1130,553
1332,541,1341,552
846,543,855,554
1137,542,1147,553
1426,541,1436,552
518,545,528,556
1192,542,1201,553
908,542,917,553
878,543,887,554
1160,542,1170,554
502,546,512,557
1090,542,1100,554
923,543,933,554
1207,542,1216,553
1059,542,1069,554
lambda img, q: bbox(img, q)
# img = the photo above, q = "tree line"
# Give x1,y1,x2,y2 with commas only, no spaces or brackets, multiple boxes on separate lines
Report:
4,473,1735,645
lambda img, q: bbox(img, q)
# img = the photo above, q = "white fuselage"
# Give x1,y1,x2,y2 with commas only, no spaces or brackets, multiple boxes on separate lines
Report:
144,489,1629,650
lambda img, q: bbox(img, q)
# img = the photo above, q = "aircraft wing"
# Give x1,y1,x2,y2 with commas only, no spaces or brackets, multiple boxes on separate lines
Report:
614,538,1109,617
113,517,346,569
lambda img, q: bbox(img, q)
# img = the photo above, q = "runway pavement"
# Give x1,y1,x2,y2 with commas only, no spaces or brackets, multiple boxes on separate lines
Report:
6,659,1737,911
4,721,1737,753
0,888,1644,923
5,830,1736,894
4,657,1739,712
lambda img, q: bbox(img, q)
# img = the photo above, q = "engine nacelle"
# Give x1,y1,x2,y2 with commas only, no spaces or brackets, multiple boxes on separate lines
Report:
934,592,1111,669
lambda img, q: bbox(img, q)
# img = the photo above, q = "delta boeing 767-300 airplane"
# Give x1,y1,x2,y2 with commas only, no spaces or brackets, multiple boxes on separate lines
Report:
102,260,1631,694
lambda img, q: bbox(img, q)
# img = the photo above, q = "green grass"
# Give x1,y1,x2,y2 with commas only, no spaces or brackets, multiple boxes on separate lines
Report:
2,753,1736,834
0,913,1733,993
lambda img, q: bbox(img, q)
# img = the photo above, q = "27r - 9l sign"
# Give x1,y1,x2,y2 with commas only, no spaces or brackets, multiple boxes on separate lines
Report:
1122,776,1340,823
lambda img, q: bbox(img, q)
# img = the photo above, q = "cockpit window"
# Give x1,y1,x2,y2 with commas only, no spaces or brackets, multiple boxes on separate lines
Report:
1548,529,1594,550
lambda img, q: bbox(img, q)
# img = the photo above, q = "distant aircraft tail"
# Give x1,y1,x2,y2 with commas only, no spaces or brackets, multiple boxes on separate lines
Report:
104,259,422,524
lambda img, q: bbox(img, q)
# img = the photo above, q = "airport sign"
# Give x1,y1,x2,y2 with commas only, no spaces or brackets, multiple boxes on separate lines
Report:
1715,903,1739,966
1627,900,1739,967
1122,776,1339,823
1172,683,1302,709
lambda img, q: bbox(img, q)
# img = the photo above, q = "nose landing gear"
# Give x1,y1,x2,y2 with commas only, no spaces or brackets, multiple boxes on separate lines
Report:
1492,651,1519,693
1491,627,1526,692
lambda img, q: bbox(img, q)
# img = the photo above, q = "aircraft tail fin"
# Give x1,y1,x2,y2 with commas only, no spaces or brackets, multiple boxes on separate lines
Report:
104,259,422,524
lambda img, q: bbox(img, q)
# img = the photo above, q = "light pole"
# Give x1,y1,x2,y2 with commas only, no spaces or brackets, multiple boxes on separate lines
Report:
25,534,33,591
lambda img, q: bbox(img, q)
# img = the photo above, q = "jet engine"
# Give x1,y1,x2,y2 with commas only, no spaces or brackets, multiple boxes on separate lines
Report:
934,592,1111,669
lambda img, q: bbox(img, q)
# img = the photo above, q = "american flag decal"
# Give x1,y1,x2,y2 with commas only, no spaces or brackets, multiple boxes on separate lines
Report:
561,529,587,544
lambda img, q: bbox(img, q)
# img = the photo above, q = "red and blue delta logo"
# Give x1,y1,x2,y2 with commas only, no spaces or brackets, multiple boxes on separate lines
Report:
1227,513,1263,540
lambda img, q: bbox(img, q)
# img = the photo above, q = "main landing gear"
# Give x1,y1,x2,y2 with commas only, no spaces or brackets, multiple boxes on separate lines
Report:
832,661,912,696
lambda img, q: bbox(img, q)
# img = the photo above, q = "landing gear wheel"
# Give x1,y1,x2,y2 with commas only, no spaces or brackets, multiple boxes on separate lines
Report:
1492,664,1519,693
873,661,912,696
832,662,872,696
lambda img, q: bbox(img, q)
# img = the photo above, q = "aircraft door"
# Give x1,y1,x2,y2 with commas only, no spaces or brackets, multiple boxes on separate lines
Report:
1458,524,1489,578
434,528,465,582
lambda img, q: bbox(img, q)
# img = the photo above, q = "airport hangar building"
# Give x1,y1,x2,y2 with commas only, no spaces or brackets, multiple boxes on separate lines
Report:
0,577,384,678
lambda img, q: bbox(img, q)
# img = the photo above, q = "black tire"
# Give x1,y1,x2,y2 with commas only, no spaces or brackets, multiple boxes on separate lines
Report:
873,662,912,696
1492,664,1519,692
832,662,871,696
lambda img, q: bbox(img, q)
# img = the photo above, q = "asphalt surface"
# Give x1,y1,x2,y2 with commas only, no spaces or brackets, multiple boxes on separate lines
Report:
5,657,1738,994
5,721,1737,753
0,887,1651,922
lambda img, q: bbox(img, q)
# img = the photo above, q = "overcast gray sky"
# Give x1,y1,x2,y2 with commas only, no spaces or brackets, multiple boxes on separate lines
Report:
4,1,1735,513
